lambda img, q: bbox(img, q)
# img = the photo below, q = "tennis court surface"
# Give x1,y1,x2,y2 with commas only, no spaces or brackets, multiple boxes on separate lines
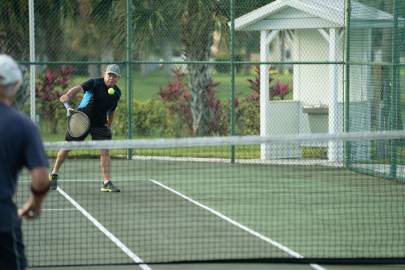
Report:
16,132,405,269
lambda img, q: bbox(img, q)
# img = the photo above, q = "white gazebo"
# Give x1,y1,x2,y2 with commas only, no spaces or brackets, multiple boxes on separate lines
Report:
232,0,396,161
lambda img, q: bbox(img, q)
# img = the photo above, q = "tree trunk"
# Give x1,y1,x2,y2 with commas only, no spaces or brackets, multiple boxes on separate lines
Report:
181,5,215,136
188,64,212,135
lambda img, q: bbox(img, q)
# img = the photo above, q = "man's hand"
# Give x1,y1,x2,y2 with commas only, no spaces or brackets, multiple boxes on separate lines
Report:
19,167,49,220
59,94,69,103
60,85,83,103
18,197,42,219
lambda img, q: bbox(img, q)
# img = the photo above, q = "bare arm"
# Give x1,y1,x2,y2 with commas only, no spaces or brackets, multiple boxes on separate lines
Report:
59,85,83,103
18,167,49,219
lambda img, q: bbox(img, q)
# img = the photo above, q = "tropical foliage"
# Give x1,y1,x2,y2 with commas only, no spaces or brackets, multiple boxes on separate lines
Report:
247,66,290,101
36,66,76,134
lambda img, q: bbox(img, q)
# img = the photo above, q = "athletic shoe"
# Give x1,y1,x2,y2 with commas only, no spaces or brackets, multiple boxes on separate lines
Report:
49,173,58,190
100,181,120,192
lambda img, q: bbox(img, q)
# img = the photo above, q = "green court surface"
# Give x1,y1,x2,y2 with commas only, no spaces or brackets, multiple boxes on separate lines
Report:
17,155,405,269
27,264,405,270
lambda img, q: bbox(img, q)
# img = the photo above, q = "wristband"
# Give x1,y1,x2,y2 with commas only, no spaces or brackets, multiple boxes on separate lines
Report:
31,183,50,196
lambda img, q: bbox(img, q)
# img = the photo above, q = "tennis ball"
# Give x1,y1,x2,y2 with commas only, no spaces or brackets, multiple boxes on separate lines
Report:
108,88,115,95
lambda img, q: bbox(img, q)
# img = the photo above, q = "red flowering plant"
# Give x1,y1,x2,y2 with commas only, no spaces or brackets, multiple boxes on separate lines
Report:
160,67,226,136
247,65,289,102
237,66,290,135
271,80,289,100
159,68,193,135
247,66,273,103
36,66,76,134
205,79,228,135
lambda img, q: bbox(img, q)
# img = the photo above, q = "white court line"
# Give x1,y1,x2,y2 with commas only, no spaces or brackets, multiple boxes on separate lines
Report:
43,208,77,211
20,178,145,183
149,179,326,270
57,187,152,270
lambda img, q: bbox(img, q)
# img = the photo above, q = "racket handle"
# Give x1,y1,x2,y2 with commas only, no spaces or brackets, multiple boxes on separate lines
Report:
63,102,71,109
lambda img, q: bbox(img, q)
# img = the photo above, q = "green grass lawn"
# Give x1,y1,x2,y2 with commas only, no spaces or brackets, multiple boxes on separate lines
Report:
45,144,327,160
71,68,293,102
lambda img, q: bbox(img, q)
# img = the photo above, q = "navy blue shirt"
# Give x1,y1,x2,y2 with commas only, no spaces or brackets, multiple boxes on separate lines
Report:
78,78,121,127
0,103,48,231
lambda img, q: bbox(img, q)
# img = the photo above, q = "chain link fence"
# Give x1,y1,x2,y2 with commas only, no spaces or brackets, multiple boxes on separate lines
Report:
346,0,405,179
0,0,403,165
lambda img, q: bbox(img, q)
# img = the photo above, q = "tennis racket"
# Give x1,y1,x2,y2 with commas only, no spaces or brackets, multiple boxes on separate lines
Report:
64,102,90,138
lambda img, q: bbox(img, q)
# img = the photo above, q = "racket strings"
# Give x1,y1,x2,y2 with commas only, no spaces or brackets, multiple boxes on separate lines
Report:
69,113,90,137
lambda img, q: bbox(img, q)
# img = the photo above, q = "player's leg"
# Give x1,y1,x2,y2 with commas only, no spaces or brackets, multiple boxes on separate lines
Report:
0,226,27,270
100,149,120,192
91,127,120,192
49,149,70,190
49,131,87,190
100,149,111,184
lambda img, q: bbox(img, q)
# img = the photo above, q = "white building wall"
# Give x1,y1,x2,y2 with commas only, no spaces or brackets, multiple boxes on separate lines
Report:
294,29,344,106
295,30,329,106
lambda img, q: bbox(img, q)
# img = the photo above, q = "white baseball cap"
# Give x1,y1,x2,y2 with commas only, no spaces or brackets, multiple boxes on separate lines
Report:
0,54,22,86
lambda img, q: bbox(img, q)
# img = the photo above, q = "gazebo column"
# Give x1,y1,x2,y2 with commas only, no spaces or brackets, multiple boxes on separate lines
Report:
328,28,340,161
260,30,279,160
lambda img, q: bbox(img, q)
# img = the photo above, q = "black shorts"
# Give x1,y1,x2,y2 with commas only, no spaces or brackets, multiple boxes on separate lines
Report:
0,227,27,270
65,126,112,141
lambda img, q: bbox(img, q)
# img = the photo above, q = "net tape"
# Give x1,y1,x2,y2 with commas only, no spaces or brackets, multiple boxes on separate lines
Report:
45,130,405,150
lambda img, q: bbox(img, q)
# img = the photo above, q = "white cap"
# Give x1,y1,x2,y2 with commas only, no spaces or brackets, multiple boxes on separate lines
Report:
0,54,22,85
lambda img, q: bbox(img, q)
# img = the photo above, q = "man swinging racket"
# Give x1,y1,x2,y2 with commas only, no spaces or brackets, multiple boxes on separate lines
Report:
49,64,122,192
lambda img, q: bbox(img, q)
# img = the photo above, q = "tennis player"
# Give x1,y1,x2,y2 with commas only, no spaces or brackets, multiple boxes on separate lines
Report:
49,64,122,192
0,54,49,270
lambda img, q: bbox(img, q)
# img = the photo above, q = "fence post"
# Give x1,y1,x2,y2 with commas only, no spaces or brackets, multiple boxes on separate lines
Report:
229,0,236,163
344,0,351,167
127,0,133,158
390,0,399,178
29,0,36,122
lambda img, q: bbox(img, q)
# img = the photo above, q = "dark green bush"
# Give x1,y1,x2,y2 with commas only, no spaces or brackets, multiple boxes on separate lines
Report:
214,55,243,73
113,99,175,138
236,97,259,135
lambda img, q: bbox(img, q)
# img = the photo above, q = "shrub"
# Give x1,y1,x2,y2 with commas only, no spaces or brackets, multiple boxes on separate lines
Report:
247,65,289,101
135,99,173,137
112,99,174,138
160,68,227,136
236,96,260,135
236,65,290,135
214,55,243,73
36,66,76,134
159,68,193,135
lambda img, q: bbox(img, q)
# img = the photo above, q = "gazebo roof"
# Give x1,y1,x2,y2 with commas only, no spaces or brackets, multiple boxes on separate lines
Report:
233,0,398,31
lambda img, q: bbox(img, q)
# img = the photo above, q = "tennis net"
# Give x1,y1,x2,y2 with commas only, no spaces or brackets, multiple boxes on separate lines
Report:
15,131,405,267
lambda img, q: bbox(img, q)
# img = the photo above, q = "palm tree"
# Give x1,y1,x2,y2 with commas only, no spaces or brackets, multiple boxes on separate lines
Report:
0,0,80,61
176,1,218,135
0,0,28,58
134,0,274,135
